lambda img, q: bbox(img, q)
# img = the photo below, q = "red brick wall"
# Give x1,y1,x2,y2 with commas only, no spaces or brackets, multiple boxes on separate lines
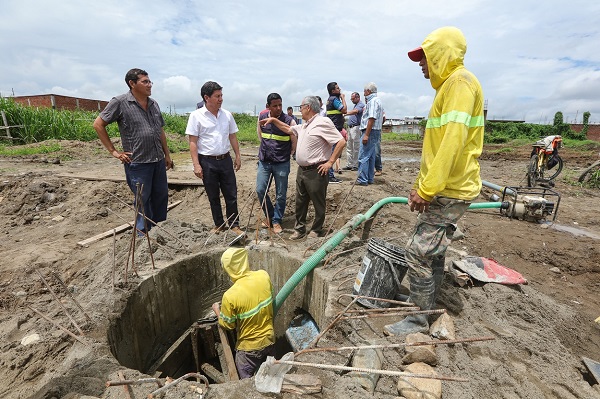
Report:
570,124,600,142
12,94,108,112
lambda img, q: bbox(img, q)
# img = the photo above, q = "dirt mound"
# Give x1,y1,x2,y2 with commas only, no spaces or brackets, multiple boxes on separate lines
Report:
0,139,599,398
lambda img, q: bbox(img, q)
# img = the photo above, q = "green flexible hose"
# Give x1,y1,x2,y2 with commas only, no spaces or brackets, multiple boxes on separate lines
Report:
273,197,504,315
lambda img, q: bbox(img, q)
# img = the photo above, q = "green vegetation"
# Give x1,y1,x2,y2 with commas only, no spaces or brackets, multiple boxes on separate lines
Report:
234,113,259,144
0,142,62,156
485,111,588,143
382,132,421,141
0,98,596,157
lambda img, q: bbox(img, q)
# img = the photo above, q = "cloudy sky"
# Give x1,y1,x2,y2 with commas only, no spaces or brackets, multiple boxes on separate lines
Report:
1,0,599,124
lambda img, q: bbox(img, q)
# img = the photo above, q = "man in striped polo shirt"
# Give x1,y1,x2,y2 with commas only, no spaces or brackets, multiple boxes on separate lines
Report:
93,68,173,235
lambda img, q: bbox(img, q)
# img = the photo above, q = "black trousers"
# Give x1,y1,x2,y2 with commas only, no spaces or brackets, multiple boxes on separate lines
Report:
199,153,239,228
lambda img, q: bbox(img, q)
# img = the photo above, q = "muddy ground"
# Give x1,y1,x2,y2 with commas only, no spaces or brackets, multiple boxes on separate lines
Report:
0,137,599,399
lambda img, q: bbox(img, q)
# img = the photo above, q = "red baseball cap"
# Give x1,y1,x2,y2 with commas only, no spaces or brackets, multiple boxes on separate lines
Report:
408,46,424,62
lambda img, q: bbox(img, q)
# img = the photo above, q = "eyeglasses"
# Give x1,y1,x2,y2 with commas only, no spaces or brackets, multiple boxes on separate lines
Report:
300,104,309,109
139,79,153,86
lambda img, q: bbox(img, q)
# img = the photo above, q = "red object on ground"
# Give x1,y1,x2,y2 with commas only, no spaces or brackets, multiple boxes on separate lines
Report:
452,257,528,285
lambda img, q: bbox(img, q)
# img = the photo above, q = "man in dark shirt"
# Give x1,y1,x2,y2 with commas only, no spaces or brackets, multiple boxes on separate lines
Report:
93,68,173,235
256,93,297,234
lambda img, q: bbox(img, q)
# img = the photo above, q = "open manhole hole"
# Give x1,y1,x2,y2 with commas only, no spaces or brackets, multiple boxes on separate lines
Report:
107,248,327,381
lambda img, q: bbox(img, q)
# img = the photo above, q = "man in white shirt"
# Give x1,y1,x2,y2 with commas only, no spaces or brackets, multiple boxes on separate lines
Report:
186,81,244,236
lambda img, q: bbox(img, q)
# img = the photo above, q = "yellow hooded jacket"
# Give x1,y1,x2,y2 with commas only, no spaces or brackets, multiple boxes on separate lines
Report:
415,26,484,201
219,248,274,351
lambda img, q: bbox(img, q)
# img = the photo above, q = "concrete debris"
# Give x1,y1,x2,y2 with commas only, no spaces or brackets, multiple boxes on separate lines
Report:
403,333,437,366
397,362,442,399
20,333,41,346
349,348,384,393
430,313,456,340
549,267,561,274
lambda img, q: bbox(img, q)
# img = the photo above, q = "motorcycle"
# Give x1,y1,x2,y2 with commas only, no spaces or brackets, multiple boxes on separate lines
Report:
526,135,563,187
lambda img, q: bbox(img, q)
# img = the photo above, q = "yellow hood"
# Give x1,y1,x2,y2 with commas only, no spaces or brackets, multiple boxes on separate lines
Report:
421,26,466,90
221,247,250,282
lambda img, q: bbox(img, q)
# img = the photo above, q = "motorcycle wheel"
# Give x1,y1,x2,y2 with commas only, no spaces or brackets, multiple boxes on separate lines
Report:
527,154,539,187
545,155,563,181
578,160,600,183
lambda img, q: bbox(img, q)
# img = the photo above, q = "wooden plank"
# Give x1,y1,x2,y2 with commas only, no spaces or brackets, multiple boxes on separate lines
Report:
76,200,182,247
0,111,19,139
146,327,192,376
216,324,239,381
281,374,322,394
57,173,204,187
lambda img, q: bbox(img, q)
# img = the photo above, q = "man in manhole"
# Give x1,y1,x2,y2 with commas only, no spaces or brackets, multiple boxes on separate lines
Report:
212,248,275,378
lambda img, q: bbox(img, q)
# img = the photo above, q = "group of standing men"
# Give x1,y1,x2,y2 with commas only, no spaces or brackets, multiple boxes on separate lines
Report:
93,25,484,378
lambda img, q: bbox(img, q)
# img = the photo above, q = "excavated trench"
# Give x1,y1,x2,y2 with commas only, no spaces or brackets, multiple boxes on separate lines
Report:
107,247,330,380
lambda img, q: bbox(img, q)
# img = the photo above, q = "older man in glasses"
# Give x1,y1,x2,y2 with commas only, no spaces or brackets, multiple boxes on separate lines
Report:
93,68,173,236
261,96,346,239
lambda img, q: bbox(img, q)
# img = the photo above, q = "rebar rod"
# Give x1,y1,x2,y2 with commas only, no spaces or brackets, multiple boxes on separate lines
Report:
324,244,367,268
100,187,187,248
138,184,156,270
337,293,414,307
299,296,359,352
148,373,209,398
273,360,468,382
50,271,92,323
106,377,163,387
343,307,421,314
340,309,446,320
27,305,88,346
35,268,84,335
112,229,116,289
296,336,496,355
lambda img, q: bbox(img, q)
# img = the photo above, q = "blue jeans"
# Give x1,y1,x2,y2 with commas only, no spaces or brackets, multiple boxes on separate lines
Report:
357,129,381,184
328,143,337,179
375,136,382,171
256,160,290,226
123,159,168,233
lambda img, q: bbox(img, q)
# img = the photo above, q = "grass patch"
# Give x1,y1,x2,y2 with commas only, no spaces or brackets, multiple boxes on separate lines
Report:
0,142,62,156
487,147,514,154
382,132,421,141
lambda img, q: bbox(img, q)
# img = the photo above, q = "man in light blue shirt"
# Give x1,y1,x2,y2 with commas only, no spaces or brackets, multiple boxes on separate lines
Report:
356,82,384,186
344,92,365,171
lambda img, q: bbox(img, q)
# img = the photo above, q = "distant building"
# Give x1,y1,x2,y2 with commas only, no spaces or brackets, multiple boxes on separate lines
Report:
382,116,425,135
11,94,108,112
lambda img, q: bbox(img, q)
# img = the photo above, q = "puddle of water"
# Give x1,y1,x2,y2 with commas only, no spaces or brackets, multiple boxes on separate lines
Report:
171,152,194,172
381,157,420,163
548,223,600,240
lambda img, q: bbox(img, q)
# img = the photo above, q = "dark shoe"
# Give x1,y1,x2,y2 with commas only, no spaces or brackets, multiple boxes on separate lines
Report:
383,274,436,336
352,167,358,171
210,226,225,234
329,177,342,184
355,180,368,186
343,166,353,171
289,231,305,240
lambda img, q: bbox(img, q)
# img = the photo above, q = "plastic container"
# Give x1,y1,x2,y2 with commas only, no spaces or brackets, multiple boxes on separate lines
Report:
352,238,408,308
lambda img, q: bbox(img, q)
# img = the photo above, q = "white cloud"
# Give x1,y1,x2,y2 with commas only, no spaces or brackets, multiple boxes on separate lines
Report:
1,0,600,124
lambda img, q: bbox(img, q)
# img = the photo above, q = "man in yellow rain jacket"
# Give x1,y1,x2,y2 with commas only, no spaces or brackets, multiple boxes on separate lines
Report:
384,26,484,336
212,248,275,378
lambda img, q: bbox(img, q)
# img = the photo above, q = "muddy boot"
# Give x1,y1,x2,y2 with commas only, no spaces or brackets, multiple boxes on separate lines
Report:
431,256,445,305
384,274,435,336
